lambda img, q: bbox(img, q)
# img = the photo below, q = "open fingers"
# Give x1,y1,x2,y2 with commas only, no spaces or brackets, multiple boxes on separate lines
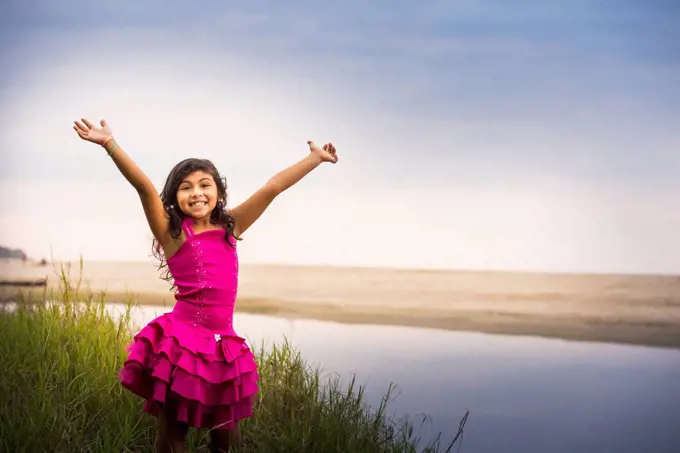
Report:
74,121,89,133
81,118,94,129
73,125,88,139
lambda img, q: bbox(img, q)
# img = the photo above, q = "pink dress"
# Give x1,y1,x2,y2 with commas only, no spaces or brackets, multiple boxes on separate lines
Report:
119,217,259,430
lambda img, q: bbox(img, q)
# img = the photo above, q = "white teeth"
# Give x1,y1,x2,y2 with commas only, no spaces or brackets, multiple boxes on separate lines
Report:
190,201,207,207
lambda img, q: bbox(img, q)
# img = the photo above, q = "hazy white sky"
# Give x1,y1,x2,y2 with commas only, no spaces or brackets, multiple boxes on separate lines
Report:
1,1,679,274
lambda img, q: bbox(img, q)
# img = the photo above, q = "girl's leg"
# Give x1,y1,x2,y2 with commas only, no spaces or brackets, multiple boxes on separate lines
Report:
155,410,189,453
210,422,241,453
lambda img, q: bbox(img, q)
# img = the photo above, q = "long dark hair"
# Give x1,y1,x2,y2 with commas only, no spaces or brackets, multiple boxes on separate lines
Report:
151,158,241,284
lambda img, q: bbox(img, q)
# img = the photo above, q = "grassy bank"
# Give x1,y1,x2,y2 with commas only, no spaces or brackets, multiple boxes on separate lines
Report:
0,264,467,453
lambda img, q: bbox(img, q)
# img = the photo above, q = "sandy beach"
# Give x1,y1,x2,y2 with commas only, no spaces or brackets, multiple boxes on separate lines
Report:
2,259,680,349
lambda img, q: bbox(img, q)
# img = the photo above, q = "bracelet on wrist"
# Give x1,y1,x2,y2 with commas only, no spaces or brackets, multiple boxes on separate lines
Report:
102,136,117,157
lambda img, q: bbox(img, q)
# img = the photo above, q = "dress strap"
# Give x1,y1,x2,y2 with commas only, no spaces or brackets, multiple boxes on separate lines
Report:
182,217,195,237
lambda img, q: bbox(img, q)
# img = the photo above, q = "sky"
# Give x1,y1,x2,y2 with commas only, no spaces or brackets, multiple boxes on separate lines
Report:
0,0,679,274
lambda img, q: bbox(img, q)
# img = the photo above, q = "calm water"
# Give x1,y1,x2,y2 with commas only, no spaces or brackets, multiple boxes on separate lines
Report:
103,304,680,452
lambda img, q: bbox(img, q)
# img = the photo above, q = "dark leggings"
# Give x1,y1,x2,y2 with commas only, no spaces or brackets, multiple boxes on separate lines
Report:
155,410,241,453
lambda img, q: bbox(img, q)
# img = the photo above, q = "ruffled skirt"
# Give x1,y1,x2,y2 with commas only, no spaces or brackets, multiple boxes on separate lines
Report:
119,314,259,430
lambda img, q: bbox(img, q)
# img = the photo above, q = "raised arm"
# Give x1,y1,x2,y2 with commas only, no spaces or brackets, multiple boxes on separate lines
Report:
73,118,171,246
231,140,339,237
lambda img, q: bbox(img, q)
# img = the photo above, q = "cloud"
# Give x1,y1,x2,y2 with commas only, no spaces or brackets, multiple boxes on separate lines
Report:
1,1,679,273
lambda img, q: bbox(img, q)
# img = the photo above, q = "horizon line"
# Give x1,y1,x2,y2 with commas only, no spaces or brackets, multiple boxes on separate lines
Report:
9,257,678,279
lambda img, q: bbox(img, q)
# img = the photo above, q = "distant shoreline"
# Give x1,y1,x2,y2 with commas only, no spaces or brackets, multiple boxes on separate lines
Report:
47,259,680,279
4,285,680,350
2,259,680,350
112,290,680,350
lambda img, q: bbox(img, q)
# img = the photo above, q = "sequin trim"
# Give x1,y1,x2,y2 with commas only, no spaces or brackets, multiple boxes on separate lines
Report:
190,238,207,327
186,231,236,334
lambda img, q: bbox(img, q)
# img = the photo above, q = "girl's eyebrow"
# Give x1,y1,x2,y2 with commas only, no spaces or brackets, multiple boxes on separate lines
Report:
180,178,212,185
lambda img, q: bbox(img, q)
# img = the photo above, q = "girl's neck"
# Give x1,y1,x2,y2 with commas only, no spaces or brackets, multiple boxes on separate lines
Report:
190,216,211,227
188,216,221,232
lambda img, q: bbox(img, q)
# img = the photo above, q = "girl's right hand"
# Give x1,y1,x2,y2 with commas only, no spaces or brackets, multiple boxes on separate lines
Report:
73,118,113,146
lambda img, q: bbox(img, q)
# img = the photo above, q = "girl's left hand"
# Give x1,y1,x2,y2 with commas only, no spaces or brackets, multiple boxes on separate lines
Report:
73,118,113,146
308,141,339,164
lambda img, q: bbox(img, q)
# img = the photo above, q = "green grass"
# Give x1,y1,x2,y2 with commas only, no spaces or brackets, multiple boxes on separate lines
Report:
0,261,468,452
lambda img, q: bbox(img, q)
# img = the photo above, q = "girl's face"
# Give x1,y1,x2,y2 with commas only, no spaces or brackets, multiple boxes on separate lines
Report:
176,170,219,219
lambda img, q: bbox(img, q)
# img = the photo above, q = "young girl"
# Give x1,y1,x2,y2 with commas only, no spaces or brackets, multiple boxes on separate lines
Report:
73,118,338,453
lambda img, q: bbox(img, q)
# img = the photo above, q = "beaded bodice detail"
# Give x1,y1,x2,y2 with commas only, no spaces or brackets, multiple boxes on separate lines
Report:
166,217,239,333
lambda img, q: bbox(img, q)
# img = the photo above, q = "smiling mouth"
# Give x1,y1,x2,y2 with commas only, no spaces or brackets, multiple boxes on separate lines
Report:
189,201,208,208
